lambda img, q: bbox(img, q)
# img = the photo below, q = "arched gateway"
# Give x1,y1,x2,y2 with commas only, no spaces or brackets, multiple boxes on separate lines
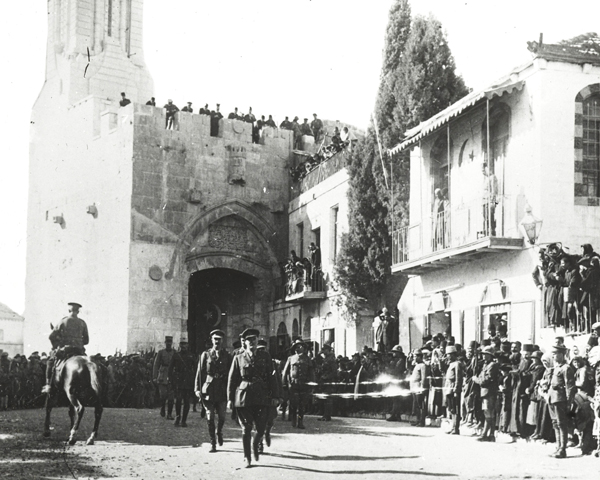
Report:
168,200,282,353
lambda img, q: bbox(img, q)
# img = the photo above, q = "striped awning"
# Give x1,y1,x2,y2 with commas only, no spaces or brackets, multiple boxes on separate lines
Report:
389,80,525,155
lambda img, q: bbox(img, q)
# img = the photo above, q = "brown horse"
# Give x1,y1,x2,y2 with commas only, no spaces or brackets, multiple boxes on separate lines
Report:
43,354,103,445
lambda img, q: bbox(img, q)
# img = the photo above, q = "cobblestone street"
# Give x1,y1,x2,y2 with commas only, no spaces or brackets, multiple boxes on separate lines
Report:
1,408,598,479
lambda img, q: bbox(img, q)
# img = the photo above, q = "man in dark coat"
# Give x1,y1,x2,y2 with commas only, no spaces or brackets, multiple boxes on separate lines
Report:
210,104,223,137
119,92,131,107
228,328,278,468
196,329,231,452
168,337,196,427
473,346,500,442
181,102,193,113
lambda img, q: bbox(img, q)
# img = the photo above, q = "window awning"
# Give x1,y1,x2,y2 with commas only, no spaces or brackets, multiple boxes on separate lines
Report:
389,80,525,155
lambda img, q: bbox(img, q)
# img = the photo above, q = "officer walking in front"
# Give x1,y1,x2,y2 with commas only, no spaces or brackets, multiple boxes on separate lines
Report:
282,339,315,429
196,329,231,452
227,328,278,468
153,336,175,419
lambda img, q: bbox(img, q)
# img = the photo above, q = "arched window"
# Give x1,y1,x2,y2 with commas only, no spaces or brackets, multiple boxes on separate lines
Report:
575,87,600,201
292,318,299,339
277,322,287,336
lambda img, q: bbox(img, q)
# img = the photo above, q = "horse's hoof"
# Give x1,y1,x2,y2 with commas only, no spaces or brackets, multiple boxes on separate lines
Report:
68,438,76,446
43,431,51,438
86,437,95,446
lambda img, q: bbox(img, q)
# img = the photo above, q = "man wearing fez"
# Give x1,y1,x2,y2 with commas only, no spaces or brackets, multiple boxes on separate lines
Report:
228,329,278,468
282,339,315,430
548,342,575,458
42,302,89,394
168,335,196,427
196,329,231,453
153,336,175,419
444,345,463,435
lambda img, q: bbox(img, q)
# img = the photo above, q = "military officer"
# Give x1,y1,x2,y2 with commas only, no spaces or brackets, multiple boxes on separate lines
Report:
42,302,89,394
443,345,463,435
168,335,196,427
163,99,179,129
409,349,429,427
473,346,500,442
282,339,315,429
256,339,283,454
153,336,175,419
548,342,575,458
196,329,231,452
228,328,278,468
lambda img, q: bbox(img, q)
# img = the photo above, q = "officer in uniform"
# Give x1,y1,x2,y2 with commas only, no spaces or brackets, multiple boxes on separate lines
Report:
196,329,231,452
168,335,196,427
181,102,193,113
163,99,179,129
42,302,89,394
548,342,575,458
153,336,175,419
443,345,463,435
227,328,278,468
282,339,315,429
256,339,283,454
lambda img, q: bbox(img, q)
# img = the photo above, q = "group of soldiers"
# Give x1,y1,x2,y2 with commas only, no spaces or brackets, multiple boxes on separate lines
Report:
405,326,600,459
533,242,600,333
119,92,328,147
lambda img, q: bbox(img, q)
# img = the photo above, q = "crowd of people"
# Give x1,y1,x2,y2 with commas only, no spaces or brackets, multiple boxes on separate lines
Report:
533,242,600,334
289,126,351,182
119,92,333,147
282,243,323,296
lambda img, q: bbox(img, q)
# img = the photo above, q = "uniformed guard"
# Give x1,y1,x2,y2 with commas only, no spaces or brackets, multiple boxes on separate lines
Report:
42,302,89,394
228,328,278,468
196,329,231,452
443,345,463,435
168,335,196,427
548,341,575,458
282,339,315,429
153,336,175,419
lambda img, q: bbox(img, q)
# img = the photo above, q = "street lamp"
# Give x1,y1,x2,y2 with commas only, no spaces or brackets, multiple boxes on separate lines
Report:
519,205,543,244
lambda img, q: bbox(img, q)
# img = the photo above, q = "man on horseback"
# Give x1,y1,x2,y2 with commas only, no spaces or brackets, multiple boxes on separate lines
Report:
42,302,89,394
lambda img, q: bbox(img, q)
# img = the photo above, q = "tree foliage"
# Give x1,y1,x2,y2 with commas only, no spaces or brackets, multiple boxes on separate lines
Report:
335,3,469,320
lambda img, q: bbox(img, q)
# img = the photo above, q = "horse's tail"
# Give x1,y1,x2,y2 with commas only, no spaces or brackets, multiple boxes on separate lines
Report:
88,362,101,396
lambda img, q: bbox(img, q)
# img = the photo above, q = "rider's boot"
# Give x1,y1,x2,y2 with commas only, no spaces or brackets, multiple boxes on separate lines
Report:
42,357,55,394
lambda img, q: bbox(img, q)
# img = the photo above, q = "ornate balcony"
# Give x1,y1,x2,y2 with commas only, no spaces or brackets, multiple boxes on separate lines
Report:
284,267,327,303
392,196,524,275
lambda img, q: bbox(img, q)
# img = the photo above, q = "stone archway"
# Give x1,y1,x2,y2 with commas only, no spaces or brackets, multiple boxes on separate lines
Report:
171,200,282,352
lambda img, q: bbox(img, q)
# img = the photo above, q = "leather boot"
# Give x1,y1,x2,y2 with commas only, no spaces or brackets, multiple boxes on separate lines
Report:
297,415,305,429
253,437,261,461
217,422,224,446
243,434,252,465
291,409,297,428
208,422,216,448
174,416,180,426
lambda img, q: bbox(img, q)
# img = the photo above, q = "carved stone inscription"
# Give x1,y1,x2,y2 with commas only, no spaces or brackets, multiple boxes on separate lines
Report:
208,224,248,251
226,145,247,185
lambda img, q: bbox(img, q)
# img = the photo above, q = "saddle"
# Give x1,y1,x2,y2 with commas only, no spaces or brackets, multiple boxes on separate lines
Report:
55,345,86,361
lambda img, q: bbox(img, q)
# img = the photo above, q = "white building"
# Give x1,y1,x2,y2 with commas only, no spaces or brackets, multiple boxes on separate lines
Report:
391,34,600,353
0,303,24,356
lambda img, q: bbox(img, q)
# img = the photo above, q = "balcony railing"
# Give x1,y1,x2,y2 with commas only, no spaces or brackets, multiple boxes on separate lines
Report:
392,195,523,267
284,264,326,302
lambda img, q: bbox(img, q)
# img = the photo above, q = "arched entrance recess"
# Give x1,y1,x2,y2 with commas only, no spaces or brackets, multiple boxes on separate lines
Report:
172,201,282,353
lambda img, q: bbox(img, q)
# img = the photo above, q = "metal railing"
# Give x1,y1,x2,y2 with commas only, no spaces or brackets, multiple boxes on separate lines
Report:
284,265,326,297
392,195,518,265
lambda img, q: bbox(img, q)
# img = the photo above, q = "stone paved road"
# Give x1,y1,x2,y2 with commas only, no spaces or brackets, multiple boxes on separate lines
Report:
1,408,598,479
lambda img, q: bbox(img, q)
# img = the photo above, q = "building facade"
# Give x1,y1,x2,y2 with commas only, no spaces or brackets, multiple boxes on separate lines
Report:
391,35,600,353
25,0,363,356
0,303,24,357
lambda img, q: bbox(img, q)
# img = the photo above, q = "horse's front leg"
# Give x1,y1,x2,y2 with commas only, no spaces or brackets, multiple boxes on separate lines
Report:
68,404,75,428
86,402,103,445
43,394,53,437
68,398,85,445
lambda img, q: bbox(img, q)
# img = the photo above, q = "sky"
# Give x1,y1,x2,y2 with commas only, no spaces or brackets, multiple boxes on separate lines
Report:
1,0,599,316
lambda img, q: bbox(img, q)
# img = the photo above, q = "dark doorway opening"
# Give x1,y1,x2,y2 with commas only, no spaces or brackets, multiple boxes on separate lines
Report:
188,268,255,354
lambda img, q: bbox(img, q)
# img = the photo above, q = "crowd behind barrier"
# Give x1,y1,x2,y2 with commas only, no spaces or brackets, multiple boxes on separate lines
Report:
2,328,599,458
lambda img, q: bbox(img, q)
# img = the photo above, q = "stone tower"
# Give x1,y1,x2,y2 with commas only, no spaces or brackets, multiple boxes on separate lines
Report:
25,0,291,355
